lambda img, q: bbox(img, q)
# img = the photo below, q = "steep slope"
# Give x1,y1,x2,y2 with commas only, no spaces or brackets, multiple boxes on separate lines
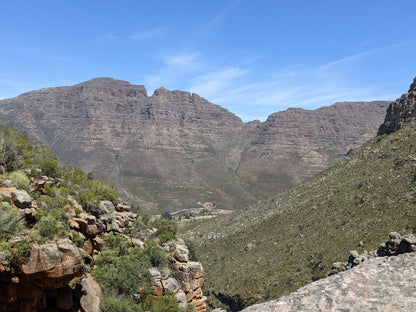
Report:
180,79,416,310
0,78,389,212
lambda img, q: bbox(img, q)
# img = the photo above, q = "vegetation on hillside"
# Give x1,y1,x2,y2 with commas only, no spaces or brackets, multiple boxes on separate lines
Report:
0,124,185,311
181,122,416,311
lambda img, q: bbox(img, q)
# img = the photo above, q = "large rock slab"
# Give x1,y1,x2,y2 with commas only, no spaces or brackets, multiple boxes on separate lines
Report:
242,253,416,312
77,273,102,312
11,190,32,208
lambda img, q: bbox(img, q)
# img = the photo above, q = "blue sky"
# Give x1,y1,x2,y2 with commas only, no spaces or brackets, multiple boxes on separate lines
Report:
1,1,416,121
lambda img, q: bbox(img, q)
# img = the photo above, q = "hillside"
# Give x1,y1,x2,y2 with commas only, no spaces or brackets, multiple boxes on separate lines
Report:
181,104,416,310
0,78,389,212
0,124,207,312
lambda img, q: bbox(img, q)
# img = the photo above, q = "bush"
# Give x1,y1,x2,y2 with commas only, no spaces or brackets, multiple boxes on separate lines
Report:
31,143,62,177
0,204,25,241
141,292,180,312
72,231,84,247
101,296,142,312
33,214,67,242
13,239,33,264
153,218,177,244
8,171,31,191
93,247,153,296
0,126,33,171
77,181,118,212
144,241,168,268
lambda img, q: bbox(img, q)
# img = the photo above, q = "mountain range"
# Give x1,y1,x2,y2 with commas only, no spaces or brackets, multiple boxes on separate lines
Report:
0,78,389,212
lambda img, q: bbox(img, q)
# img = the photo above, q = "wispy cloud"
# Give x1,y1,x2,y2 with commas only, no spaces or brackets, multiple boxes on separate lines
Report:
188,67,248,98
200,0,241,33
142,53,202,92
320,41,409,70
105,33,117,40
130,27,168,40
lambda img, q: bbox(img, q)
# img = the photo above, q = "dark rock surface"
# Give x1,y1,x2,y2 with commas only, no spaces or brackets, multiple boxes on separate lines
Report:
0,78,389,211
378,77,416,135
242,252,416,312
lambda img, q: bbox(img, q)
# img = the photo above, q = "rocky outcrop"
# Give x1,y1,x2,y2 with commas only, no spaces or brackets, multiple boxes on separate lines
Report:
329,232,416,275
0,239,83,312
378,77,416,135
241,252,416,312
0,78,389,211
73,273,102,312
165,239,207,312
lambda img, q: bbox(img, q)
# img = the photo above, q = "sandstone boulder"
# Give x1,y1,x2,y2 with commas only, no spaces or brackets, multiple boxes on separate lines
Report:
89,200,115,217
11,190,32,208
76,273,102,312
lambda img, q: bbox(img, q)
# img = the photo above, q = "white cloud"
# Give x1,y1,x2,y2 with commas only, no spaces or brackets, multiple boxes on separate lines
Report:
130,27,168,40
105,33,117,40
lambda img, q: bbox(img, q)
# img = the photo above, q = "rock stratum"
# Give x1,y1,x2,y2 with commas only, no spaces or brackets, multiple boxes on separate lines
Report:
241,252,416,312
0,78,389,211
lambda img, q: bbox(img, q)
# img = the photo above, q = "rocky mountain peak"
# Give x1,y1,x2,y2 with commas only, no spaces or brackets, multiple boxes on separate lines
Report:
409,77,416,93
378,77,416,135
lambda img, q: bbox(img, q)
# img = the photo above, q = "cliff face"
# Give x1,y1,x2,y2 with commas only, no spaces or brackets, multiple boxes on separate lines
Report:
0,78,389,211
238,101,389,196
378,77,416,135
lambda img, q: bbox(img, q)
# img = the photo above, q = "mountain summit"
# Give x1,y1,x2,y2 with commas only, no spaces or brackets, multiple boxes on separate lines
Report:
378,77,416,135
0,78,389,211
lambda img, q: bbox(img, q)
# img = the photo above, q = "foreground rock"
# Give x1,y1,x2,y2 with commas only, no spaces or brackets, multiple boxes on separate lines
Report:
166,239,207,312
0,239,83,312
242,252,416,312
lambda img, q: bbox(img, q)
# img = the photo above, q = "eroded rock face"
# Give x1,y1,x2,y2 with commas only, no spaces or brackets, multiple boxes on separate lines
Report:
0,239,83,312
161,239,207,312
378,77,416,135
242,253,416,312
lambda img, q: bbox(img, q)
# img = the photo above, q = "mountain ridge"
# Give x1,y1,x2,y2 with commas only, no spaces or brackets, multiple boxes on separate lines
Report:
0,78,389,211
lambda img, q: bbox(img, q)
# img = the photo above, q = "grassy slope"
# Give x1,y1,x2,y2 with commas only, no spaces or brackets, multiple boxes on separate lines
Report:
180,122,416,310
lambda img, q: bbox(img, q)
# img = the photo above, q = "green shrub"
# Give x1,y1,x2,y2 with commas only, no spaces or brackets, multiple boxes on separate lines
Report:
141,292,180,312
93,247,153,296
101,296,142,312
8,171,31,191
103,233,131,256
44,183,55,197
37,196,70,224
142,214,151,226
13,239,33,264
31,143,62,178
33,215,67,242
153,218,177,244
0,126,33,171
77,181,118,212
0,204,25,241
74,207,82,216
72,231,84,247
144,241,168,268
